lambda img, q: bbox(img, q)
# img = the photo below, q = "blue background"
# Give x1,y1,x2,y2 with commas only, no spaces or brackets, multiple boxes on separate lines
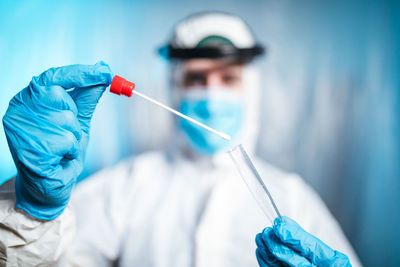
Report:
1,0,399,265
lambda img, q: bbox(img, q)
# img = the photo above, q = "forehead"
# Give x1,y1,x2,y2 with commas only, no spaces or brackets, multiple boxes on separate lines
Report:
182,59,244,73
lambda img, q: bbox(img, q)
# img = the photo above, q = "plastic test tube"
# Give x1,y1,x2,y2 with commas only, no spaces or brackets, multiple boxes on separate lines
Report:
109,75,231,141
228,144,281,225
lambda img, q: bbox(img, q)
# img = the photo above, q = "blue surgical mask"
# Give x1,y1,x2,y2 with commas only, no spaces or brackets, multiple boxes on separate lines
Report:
178,88,244,155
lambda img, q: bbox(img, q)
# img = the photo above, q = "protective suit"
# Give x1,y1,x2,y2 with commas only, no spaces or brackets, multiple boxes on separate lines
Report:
0,12,361,267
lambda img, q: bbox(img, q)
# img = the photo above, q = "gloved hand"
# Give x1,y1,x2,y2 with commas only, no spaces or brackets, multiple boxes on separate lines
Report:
256,216,351,267
2,62,113,220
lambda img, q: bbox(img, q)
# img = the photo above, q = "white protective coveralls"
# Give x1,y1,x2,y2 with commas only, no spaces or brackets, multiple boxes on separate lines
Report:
0,12,362,267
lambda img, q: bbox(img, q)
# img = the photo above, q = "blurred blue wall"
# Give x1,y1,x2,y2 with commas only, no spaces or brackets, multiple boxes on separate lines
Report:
0,0,399,266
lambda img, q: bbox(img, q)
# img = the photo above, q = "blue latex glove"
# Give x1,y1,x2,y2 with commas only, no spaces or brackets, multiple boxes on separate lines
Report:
256,216,351,267
2,62,113,220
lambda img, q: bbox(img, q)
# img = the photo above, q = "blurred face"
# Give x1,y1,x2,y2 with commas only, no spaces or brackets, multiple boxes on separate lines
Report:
177,58,246,155
181,59,244,91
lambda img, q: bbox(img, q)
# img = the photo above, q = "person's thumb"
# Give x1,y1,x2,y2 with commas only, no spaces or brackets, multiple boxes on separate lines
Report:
69,84,107,133
68,61,113,133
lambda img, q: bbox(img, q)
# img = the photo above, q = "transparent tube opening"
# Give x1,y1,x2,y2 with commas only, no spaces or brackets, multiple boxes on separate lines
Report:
228,144,281,225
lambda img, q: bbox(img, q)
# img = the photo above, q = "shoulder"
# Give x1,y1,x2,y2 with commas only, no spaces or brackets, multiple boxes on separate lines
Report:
251,157,324,218
253,157,312,196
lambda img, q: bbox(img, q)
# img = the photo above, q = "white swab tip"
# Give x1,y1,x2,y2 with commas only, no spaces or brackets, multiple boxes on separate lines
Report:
219,133,231,141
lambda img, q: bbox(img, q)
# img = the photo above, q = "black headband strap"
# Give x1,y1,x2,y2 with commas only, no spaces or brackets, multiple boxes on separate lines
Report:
158,44,265,60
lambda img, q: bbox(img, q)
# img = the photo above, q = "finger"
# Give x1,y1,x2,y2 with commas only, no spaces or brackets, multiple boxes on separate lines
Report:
28,62,112,135
44,109,82,141
256,247,284,267
256,231,286,267
14,146,62,180
6,102,81,161
25,85,85,147
256,231,268,248
35,85,79,113
61,158,83,185
29,113,81,159
273,216,337,266
68,84,107,132
10,84,78,116
50,131,80,159
262,227,313,266
34,61,113,89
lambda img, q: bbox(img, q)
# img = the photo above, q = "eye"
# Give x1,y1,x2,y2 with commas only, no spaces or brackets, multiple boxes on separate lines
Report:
184,72,206,87
223,73,240,85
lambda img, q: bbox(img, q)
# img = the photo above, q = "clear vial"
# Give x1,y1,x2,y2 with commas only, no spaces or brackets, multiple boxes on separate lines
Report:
228,144,281,225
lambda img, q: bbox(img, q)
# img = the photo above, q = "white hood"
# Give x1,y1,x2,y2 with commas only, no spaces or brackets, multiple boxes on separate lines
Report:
162,12,263,165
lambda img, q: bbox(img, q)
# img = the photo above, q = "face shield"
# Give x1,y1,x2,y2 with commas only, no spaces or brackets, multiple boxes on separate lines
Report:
160,12,265,157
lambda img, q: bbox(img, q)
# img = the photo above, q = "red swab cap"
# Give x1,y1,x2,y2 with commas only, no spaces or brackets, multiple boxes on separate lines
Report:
110,75,135,97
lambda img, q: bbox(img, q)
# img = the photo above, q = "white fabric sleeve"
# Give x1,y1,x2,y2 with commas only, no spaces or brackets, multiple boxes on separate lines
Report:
0,178,75,267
